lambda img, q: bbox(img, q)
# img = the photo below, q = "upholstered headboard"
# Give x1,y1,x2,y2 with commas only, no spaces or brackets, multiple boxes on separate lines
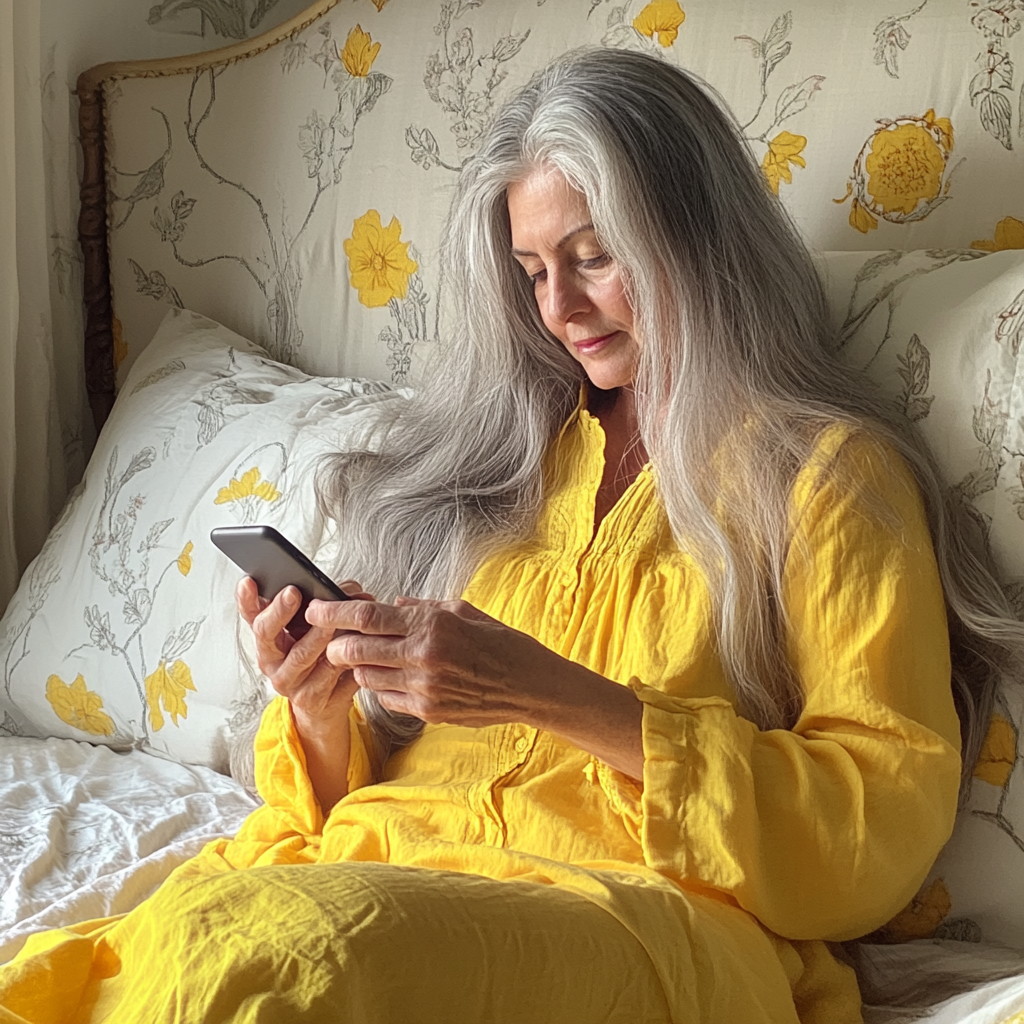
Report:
77,0,1024,431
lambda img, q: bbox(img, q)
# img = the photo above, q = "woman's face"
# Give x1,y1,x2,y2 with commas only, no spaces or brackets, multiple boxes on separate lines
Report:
507,167,638,391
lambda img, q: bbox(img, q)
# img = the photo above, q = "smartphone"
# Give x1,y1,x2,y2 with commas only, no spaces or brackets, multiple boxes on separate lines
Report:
210,525,350,638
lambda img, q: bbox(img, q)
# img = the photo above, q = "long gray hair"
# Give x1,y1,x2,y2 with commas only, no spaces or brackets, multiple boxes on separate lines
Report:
319,48,1024,796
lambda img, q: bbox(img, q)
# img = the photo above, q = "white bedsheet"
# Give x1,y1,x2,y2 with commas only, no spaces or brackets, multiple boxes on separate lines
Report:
0,735,257,964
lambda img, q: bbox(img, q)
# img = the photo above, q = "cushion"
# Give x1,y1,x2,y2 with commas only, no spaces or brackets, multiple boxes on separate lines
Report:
820,248,1024,951
0,308,407,771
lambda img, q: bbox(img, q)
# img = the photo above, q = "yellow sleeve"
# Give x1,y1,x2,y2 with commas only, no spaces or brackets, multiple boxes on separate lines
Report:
634,434,962,942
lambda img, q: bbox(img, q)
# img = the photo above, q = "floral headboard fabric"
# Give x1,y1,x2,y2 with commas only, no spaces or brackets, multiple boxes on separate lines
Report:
91,0,1024,394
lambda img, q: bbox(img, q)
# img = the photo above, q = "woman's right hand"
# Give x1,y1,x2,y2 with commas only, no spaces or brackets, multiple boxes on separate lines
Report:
235,576,373,738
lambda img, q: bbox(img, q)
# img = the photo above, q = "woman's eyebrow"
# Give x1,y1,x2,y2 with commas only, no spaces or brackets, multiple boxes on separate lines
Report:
510,222,596,257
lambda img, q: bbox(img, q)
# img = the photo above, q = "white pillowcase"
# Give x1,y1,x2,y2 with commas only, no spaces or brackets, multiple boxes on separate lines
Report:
0,308,406,771
819,248,1024,951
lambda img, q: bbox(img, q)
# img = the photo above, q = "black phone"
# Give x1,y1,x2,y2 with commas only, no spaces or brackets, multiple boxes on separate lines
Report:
210,525,350,638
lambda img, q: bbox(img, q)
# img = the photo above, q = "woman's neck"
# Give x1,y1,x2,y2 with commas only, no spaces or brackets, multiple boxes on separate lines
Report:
587,385,648,532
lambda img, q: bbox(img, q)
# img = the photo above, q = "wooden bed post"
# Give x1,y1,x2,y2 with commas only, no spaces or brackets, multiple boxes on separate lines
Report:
76,68,116,435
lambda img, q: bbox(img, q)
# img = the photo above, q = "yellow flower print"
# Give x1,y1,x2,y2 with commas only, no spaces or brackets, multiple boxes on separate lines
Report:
633,0,685,46
973,712,1017,788
112,316,128,370
368,0,389,8
875,877,952,943
214,467,282,506
45,674,116,737
849,196,879,233
865,123,945,216
340,25,380,77
761,132,807,195
343,210,419,308
145,659,196,731
177,540,194,576
971,216,1024,252
836,110,955,233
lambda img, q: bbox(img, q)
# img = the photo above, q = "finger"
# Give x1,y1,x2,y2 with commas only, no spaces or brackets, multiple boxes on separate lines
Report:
337,580,377,602
306,598,414,636
394,596,498,624
252,585,302,660
325,632,408,670
281,623,338,674
236,576,262,625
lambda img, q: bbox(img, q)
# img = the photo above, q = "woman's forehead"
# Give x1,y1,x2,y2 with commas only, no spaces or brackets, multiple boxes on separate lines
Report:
507,168,592,251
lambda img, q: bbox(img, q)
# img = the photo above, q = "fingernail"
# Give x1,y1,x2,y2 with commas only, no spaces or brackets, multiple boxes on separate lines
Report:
283,586,300,607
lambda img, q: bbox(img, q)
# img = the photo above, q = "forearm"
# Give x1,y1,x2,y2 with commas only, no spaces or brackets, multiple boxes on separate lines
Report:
525,659,645,782
291,705,352,813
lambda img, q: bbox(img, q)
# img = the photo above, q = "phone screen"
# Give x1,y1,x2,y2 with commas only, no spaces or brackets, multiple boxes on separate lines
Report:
210,525,349,638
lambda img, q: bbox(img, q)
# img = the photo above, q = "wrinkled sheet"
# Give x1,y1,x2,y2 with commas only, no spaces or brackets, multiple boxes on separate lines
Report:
0,736,256,964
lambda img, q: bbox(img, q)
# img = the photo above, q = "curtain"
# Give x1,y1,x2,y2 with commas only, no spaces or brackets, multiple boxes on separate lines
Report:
0,0,67,612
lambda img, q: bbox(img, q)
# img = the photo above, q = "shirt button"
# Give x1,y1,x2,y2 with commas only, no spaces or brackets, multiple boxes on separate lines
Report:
514,736,530,753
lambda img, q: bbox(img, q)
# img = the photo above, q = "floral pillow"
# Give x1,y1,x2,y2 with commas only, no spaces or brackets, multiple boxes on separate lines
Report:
819,248,1024,950
0,308,407,772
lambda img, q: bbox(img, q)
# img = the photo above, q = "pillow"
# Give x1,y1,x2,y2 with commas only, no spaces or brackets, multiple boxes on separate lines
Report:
818,248,1024,951
0,308,406,772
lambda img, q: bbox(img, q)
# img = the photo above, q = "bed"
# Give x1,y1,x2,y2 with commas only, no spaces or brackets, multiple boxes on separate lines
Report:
2,0,1024,1020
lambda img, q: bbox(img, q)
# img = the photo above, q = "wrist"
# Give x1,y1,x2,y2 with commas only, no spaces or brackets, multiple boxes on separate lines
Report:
290,702,352,747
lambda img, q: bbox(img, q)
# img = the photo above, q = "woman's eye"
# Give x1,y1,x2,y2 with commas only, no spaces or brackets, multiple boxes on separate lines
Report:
528,268,547,285
579,253,611,270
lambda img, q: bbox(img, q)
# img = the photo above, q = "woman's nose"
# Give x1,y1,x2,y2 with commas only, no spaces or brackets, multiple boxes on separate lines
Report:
545,269,589,325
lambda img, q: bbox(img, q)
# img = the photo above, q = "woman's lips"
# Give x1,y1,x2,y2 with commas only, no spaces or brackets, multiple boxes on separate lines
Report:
572,331,618,355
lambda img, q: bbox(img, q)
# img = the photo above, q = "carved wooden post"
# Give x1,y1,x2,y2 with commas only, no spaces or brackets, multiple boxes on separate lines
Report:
76,68,116,433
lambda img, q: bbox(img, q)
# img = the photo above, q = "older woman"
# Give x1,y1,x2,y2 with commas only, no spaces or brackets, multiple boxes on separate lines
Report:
3,47,1022,1024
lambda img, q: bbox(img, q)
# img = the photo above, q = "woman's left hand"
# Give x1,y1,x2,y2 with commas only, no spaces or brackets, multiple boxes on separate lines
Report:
306,596,644,780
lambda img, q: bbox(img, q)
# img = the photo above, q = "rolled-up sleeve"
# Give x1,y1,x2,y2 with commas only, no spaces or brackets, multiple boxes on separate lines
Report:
632,434,962,942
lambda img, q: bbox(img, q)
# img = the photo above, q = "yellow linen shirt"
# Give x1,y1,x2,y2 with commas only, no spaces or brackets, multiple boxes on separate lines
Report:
0,405,962,1024
208,405,961,1021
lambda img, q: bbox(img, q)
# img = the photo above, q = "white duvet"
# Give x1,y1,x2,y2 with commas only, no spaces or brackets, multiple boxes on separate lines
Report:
0,735,256,964
1,735,1021,1022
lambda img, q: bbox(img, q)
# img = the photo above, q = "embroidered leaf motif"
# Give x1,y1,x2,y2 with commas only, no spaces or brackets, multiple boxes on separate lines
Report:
131,359,186,394
177,541,194,576
974,713,1017,789
84,605,116,652
214,467,282,506
773,75,825,125
633,0,686,47
406,126,444,170
995,287,1024,357
161,620,204,662
147,0,246,40
145,659,197,731
340,25,380,78
140,519,174,553
895,334,935,421
971,215,1024,252
45,674,116,736
761,131,806,194
979,89,1013,150
123,588,153,626
854,251,905,284
0,712,24,737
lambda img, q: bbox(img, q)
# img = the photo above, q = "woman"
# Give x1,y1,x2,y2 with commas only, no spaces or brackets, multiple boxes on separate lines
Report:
3,48,1023,1024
